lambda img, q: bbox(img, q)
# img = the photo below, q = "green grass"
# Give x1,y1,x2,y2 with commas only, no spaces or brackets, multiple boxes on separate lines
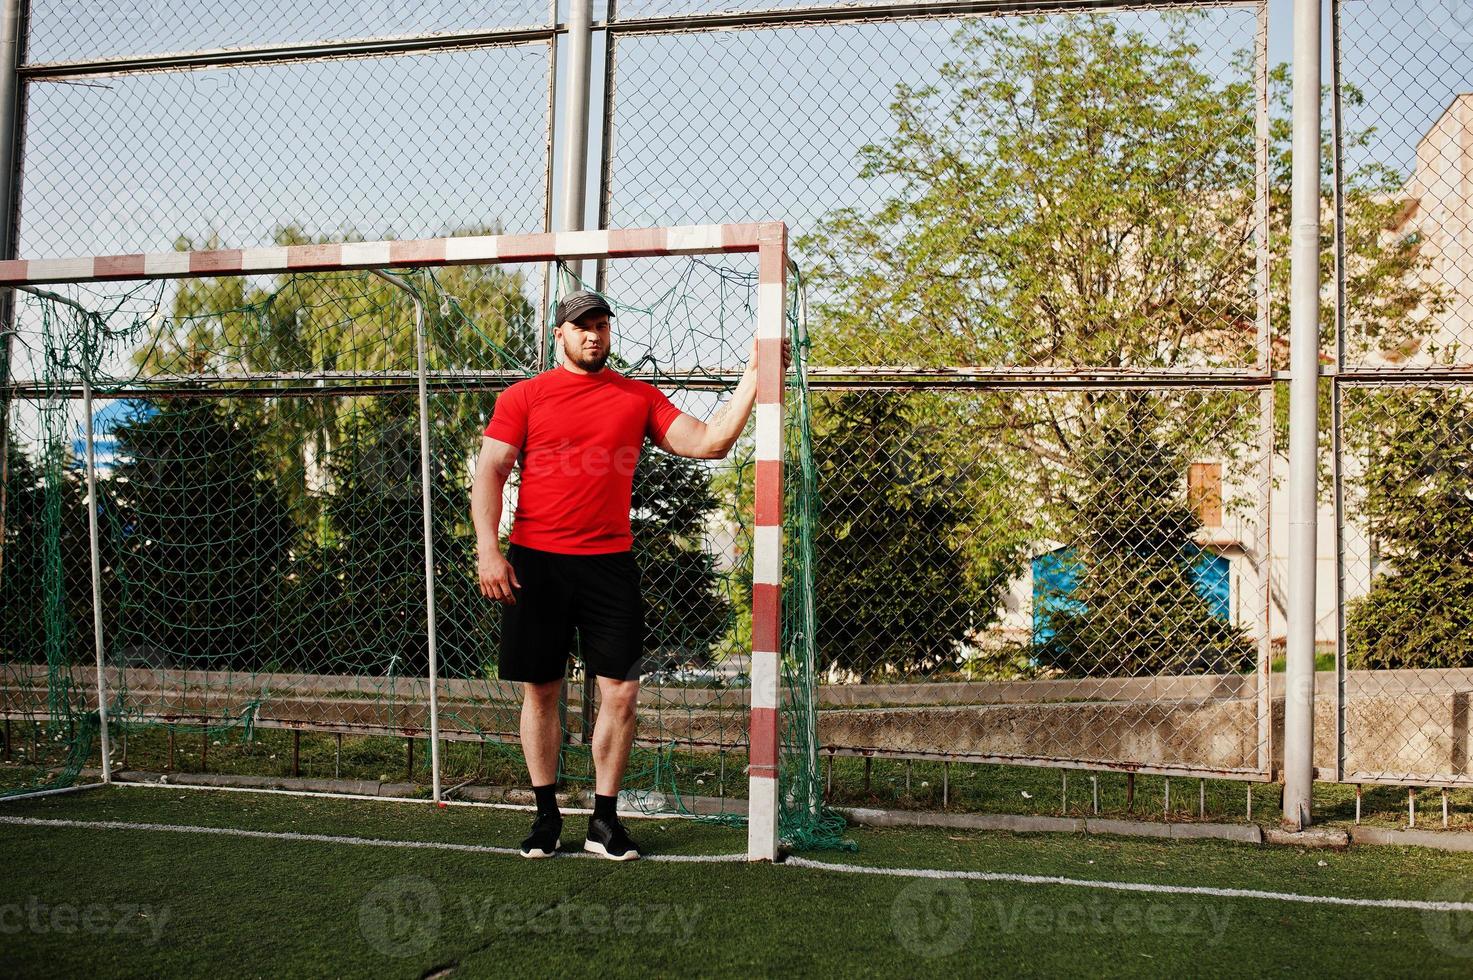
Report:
4,786,1473,977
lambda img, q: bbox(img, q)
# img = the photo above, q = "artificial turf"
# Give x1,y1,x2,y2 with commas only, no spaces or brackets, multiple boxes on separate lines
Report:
4,786,1473,977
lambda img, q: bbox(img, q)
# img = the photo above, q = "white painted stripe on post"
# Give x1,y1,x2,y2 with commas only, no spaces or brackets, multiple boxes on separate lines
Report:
746,775,778,861
666,224,724,254
30,257,96,281
445,235,499,262
756,283,784,339
240,247,291,272
555,229,610,257
750,651,778,710
752,524,781,587
340,241,393,267
754,402,780,461
143,251,191,276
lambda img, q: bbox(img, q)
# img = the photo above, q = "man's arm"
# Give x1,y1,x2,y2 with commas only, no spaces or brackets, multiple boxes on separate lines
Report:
657,337,792,460
471,436,522,604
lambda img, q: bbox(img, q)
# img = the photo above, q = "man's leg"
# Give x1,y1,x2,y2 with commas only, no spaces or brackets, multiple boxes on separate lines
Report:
591,675,639,796
520,679,563,786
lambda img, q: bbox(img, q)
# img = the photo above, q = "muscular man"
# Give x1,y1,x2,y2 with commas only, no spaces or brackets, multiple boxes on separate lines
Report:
471,289,788,860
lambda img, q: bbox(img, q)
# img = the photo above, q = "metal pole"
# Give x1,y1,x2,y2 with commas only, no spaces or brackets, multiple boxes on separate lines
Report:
538,0,558,370
1329,0,1348,786
371,270,442,804
81,370,112,782
557,0,594,291
0,0,25,591
1282,0,1322,831
594,0,619,295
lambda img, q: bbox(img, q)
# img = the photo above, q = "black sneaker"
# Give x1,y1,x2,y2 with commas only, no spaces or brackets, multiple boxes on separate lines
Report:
520,812,562,859
583,815,641,861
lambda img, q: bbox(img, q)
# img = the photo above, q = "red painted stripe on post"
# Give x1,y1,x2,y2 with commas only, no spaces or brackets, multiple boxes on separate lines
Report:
751,583,780,653
0,259,25,283
755,338,784,404
287,243,343,270
606,227,668,257
497,233,557,261
190,249,243,274
749,705,778,772
758,242,784,286
720,223,763,251
95,254,147,279
390,239,447,265
754,460,782,526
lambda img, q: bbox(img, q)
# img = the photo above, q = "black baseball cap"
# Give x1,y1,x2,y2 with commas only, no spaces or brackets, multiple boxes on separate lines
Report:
555,290,614,326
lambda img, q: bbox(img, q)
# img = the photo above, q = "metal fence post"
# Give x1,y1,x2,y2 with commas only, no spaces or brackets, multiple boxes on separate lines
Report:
81,368,113,783
371,270,442,804
1282,0,1322,831
557,0,594,291
0,0,24,607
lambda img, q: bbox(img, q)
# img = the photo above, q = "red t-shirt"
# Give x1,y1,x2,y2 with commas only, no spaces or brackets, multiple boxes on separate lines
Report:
483,366,684,554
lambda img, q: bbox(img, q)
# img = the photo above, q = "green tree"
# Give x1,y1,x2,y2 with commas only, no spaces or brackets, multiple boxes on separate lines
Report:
276,395,494,677
1344,388,1473,670
105,401,296,670
136,225,539,539
798,13,1444,675
1037,398,1255,677
0,435,94,664
631,448,729,668
810,393,984,680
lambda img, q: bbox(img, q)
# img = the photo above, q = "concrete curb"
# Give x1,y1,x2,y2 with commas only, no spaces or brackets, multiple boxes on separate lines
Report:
837,806,1086,834
1349,826,1473,852
1262,826,1351,848
1087,818,1262,843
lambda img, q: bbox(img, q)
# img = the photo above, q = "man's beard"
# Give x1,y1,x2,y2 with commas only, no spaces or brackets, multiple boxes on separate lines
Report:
565,341,609,372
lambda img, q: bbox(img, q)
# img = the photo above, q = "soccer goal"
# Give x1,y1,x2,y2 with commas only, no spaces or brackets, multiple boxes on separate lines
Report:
0,222,831,860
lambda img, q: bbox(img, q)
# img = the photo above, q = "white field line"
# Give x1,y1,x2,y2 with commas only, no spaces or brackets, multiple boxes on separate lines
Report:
5,813,1472,912
102,778,704,821
782,856,1473,913
0,815,746,863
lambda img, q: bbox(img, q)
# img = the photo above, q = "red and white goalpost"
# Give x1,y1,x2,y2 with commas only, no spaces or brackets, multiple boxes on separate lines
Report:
0,221,790,861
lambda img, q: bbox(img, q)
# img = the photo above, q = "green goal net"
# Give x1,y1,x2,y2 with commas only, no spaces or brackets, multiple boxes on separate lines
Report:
0,248,844,851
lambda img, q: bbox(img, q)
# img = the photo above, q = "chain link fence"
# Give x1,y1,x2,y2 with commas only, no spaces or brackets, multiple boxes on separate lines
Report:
599,1,1276,783
1332,0,1473,789
3,0,1472,816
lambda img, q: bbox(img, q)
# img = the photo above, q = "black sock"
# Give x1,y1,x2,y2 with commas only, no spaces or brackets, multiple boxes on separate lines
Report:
594,793,617,822
533,783,560,820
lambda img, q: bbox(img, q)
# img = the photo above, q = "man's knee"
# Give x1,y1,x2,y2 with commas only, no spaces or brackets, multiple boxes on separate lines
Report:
598,678,639,720
522,679,561,710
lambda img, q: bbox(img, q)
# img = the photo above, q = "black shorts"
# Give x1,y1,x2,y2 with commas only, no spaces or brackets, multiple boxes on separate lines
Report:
498,543,647,684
